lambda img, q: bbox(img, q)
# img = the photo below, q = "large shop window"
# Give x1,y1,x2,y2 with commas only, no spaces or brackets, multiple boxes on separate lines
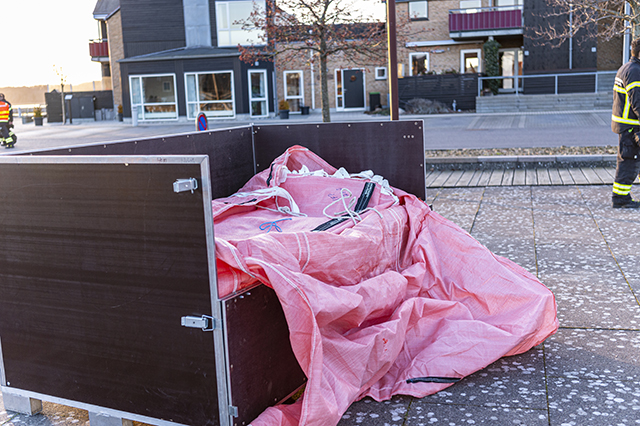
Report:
409,53,429,76
284,71,304,113
186,71,235,119
130,74,178,121
216,0,266,47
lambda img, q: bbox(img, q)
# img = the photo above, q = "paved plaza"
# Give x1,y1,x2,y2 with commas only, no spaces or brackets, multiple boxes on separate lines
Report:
2,111,640,426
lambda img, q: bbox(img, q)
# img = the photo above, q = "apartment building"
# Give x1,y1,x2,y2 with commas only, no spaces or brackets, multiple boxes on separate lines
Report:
91,0,275,122
397,0,620,91
90,0,623,119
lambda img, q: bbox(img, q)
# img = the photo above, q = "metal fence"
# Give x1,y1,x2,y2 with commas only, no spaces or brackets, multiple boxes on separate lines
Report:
478,71,617,97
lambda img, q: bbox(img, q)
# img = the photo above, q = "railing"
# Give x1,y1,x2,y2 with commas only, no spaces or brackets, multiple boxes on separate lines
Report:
477,71,617,97
89,39,109,58
449,6,522,33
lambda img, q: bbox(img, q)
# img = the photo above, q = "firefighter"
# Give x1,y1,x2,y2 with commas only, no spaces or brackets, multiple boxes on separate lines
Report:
612,39,640,208
0,93,16,149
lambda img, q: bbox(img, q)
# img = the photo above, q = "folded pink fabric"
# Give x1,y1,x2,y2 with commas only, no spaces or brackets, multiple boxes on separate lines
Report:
212,146,558,426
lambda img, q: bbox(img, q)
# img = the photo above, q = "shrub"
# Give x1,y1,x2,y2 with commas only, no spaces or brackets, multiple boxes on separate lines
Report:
403,98,450,114
278,100,290,110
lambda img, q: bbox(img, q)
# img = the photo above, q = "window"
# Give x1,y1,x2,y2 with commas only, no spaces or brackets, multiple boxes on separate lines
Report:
216,1,265,47
375,67,387,80
495,0,522,7
249,69,268,117
129,74,178,121
409,1,428,19
459,0,481,9
409,53,429,76
460,49,481,73
284,71,304,112
185,71,235,119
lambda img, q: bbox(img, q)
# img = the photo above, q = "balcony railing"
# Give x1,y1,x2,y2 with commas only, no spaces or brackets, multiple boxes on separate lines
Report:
449,6,523,37
89,39,109,58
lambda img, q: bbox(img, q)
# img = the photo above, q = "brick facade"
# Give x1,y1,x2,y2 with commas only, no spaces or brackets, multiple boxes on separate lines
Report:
275,52,388,111
106,10,124,111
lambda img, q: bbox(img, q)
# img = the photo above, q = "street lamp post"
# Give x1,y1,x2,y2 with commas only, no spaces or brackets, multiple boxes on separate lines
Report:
54,66,67,124
386,0,399,121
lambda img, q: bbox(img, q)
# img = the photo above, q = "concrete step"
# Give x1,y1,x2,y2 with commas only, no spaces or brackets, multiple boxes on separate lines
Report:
477,92,613,113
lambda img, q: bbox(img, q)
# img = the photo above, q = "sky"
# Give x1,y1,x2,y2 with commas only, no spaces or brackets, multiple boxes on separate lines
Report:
1,0,386,89
2,0,102,88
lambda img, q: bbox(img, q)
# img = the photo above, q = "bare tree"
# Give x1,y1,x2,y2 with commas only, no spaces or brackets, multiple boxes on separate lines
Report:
530,0,636,47
238,0,413,122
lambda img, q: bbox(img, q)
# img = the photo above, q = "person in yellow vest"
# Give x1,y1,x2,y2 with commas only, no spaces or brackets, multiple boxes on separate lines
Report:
0,93,16,149
611,39,640,208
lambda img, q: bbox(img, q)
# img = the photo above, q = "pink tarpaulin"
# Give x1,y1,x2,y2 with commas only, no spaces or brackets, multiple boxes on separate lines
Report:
212,146,558,426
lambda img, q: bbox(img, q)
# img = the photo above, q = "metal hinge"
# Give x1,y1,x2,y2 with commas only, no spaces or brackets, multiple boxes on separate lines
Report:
229,405,239,418
181,315,218,331
173,178,199,193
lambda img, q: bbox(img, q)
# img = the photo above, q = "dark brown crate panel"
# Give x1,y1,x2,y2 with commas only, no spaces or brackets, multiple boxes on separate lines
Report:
21,127,255,200
252,121,426,199
225,285,307,426
0,161,220,426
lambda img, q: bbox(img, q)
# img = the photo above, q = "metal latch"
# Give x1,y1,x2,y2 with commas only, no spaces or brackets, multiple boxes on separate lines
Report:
229,405,239,418
181,315,217,331
173,178,199,193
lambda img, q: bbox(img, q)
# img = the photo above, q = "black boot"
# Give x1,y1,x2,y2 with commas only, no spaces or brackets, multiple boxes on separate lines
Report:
612,194,640,208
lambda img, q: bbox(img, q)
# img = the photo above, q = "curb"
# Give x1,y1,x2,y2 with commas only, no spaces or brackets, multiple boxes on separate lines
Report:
426,154,617,170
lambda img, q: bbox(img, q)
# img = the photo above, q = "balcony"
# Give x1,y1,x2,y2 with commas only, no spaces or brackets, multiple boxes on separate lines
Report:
89,39,109,61
449,6,523,39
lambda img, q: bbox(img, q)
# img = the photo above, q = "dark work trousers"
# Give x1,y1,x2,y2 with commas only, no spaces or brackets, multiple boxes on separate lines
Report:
614,130,640,190
0,123,14,144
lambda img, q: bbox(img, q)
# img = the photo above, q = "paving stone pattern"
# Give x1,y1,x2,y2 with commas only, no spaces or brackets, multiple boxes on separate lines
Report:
3,184,640,426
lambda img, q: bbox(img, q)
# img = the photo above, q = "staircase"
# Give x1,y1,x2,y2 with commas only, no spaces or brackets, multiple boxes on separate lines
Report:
476,92,614,113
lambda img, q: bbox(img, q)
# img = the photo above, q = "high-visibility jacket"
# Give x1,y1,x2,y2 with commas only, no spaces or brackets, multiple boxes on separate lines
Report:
0,100,11,123
612,57,640,134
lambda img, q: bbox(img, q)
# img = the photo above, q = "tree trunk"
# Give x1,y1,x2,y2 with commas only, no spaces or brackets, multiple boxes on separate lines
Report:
320,48,331,122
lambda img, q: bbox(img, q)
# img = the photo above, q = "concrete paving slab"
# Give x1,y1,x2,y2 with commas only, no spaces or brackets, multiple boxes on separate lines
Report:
547,378,640,426
546,329,640,381
405,402,549,425
533,211,605,245
337,396,411,425
615,256,640,295
469,235,537,274
419,347,547,409
429,188,484,233
540,275,640,329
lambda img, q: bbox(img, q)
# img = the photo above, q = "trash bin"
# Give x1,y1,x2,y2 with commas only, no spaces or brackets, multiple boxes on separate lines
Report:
369,93,381,112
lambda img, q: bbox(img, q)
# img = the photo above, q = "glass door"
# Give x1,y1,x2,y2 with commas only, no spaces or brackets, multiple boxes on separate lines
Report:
249,70,268,118
284,71,304,113
499,49,523,92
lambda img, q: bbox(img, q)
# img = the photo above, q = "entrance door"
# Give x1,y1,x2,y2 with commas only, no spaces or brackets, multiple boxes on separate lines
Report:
499,49,523,92
343,70,365,109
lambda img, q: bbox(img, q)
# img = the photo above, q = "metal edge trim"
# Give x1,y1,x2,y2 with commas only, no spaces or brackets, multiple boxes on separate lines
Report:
200,157,232,426
0,337,6,386
418,119,427,199
251,124,257,176
0,386,190,426
0,155,209,165
3,125,254,157
221,298,234,421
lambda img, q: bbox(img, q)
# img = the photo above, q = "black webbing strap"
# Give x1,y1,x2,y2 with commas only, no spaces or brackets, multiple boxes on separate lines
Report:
312,182,376,232
406,377,461,384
